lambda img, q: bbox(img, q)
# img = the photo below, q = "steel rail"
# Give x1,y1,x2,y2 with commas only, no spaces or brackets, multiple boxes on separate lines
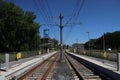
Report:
41,55,58,80
64,53,101,80
67,53,120,80
18,53,57,80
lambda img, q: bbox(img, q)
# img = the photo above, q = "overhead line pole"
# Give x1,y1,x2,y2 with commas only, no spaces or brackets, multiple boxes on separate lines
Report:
59,13,63,61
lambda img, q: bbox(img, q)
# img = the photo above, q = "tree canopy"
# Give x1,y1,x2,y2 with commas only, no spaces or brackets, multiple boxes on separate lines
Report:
85,31,120,51
0,0,40,52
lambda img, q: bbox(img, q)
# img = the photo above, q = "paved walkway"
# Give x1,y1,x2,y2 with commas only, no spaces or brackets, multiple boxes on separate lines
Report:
1,53,47,69
0,52,56,80
69,53,120,74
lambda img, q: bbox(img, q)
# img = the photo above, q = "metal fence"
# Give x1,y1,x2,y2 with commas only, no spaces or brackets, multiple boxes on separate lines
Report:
0,53,5,64
77,50,117,62
0,51,40,63
85,50,117,61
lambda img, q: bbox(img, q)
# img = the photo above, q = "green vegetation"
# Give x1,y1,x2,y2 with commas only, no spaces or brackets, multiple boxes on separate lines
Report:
0,0,40,52
85,31,120,51
0,0,59,63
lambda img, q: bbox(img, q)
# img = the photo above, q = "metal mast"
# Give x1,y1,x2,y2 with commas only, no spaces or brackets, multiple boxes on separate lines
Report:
59,13,63,61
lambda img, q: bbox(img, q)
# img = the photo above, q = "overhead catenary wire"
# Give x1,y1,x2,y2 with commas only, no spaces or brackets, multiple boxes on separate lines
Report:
64,0,80,25
33,0,58,39
63,0,85,44
75,0,85,20
33,0,47,24
38,0,51,23
45,0,59,39
33,0,85,45
64,0,84,25
36,0,50,23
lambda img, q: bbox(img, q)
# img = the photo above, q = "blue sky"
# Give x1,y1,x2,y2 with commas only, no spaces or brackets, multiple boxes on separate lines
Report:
8,0,120,45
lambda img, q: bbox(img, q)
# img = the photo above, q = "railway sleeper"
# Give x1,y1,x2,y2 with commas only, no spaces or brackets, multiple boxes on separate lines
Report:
79,72,94,76
73,75,79,78
27,77,42,79
31,74,43,77
83,76,101,80
66,54,101,80
74,78,79,80
64,54,79,79
68,56,97,73
71,59,94,75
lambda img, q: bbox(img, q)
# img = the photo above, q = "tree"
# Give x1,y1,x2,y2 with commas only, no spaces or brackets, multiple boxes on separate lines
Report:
85,30,120,51
0,0,40,52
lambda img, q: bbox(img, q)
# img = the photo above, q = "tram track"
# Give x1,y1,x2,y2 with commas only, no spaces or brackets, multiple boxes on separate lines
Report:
64,52,101,80
18,53,58,80
67,52,120,80
17,51,119,80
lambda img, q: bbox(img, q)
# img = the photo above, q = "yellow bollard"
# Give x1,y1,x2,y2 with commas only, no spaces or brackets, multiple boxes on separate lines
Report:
16,52,22,60
103,51,107,59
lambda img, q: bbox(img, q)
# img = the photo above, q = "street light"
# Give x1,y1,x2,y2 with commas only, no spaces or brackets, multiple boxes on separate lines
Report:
103,33,106,51
103,33,107,62
86,32,90,50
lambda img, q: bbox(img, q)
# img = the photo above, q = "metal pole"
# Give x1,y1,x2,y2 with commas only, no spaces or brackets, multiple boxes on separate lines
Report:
103,33,105,51
117,53,120,71
59,13,63,61
87,32,90,50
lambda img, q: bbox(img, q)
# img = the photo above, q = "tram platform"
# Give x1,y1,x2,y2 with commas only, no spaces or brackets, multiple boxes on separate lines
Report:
68,52,120,74
0,52,56,80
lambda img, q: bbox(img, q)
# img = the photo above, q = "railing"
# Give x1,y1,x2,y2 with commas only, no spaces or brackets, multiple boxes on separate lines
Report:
86,50,117,61
0,51,40,63
0,50,56,64
71,50,117,62
0,58,5,71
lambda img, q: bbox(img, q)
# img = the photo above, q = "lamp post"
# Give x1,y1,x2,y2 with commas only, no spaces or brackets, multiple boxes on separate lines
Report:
103,33,106,51
103,33,107,61
87,32,90,50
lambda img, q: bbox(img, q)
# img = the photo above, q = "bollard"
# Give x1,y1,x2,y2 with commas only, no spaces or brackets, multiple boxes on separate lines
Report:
117,53,120,71
5,53,9,71
47,48,49,53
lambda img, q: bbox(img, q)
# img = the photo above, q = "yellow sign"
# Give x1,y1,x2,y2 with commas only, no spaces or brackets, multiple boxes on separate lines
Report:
103,51,107,59
16,52,22,59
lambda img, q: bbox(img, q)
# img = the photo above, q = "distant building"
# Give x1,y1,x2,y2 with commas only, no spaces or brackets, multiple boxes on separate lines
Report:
40,29,58,53
72,43,84,54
